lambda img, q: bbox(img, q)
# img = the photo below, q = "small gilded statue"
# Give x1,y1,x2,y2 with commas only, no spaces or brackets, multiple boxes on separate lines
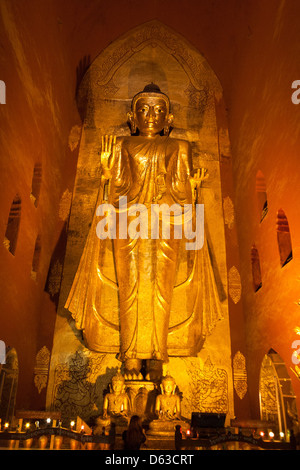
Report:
155,372,181,420
102,368,130,419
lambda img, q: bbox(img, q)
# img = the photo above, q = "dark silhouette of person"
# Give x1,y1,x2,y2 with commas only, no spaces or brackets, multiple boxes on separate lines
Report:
122,415,147,450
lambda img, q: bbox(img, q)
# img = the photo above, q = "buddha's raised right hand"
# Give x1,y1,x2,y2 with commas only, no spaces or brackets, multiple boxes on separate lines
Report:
100,135,117,179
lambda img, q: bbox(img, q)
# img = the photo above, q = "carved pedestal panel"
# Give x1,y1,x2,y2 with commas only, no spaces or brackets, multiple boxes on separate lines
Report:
126,380,159,420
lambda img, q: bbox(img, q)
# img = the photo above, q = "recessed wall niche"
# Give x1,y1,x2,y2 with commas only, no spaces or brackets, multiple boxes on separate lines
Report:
30,163,42,208
276,209,293,267
255,171,268,223
47,20,234,425
31,235,41,280
3,195,21,256
250,244,262,292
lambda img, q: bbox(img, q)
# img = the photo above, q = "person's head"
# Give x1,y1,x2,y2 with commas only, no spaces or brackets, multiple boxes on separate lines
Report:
129,414,142,429
128,84,173,137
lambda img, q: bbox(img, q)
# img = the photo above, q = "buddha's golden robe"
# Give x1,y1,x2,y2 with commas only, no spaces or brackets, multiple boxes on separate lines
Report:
65,135,222,361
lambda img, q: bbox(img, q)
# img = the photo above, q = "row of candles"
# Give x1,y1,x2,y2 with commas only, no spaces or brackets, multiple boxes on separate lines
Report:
1,419,287,441
184,427,286,441
0,418,85,433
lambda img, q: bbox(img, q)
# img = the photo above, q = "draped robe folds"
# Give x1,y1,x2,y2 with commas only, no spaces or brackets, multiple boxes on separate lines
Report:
110,136,192,362
65,135,223,362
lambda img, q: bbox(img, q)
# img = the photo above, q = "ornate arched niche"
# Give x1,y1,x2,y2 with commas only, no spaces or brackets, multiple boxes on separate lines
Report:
48,21,233,423
0,347,19,424
260,350,298,436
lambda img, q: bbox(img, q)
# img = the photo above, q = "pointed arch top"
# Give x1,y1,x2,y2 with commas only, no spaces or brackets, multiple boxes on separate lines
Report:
84,20,221,87
77,20,223,123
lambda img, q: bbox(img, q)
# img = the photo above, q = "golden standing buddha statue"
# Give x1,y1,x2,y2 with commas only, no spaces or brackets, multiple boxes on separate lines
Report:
65,84,215,381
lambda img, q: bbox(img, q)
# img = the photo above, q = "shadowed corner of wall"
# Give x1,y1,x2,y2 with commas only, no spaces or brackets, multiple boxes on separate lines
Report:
75,55,91,123
206,228,227,303
44,221,69,310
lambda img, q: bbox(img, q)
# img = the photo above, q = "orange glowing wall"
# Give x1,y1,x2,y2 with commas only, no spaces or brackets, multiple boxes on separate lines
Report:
228,1,300,418
0,0,80,409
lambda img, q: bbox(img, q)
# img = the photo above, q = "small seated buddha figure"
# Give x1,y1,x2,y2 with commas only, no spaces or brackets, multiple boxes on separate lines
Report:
155,372,181,421
95,369,130,436
102,368,130,419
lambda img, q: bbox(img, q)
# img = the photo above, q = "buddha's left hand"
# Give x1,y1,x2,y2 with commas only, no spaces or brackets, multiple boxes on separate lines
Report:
190,168,208,203
191,168,209,186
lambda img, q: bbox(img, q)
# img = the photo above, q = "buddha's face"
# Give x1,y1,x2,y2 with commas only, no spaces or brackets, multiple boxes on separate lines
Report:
162,379,175,395
112,379,124,394
133,96,171,137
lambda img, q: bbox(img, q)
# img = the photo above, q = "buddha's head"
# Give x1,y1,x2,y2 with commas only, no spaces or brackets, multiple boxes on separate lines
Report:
161,372,176,395
128,84,173,137
111,368,125,394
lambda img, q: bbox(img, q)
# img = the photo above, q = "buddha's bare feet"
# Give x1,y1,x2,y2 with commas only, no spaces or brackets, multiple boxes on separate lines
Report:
124,358,143,381
145,359,163,381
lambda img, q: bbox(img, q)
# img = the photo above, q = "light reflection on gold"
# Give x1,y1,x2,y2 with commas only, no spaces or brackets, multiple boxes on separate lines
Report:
65,85,223,379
